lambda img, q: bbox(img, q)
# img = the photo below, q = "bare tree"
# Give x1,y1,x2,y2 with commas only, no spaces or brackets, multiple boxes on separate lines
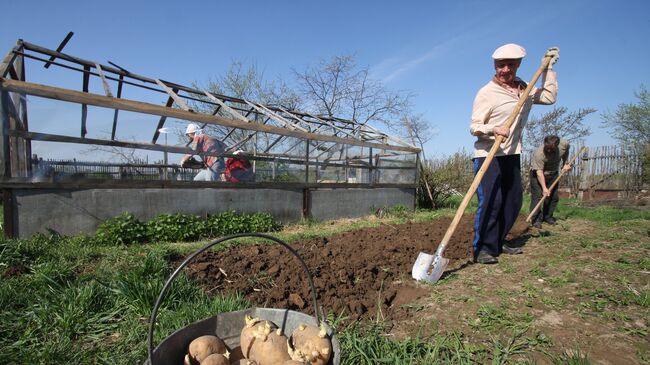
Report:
524,106,595,152
398,113,435,159
190,61,302,152
397,113,436,204
293,54,412,130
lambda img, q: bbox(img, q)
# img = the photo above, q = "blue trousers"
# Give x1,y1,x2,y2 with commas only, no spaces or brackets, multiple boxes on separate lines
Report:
193,161,223,181
473,154,522,257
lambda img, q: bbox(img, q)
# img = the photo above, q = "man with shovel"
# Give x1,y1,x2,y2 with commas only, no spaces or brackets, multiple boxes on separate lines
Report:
529,135,571,228
469,43,559,264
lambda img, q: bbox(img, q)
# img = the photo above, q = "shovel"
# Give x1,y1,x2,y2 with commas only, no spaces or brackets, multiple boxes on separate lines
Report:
526,146,586,223
412,53,553,283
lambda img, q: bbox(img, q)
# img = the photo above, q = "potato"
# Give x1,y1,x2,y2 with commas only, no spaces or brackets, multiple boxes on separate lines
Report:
288,323,332,365
188,335,227,365
248,328,290,365
201,353,229,365
239,316,277,358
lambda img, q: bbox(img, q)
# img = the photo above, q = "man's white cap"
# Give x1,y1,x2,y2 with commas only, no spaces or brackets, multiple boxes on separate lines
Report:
492,43,526,60
233,149,245,155
185,123,201,134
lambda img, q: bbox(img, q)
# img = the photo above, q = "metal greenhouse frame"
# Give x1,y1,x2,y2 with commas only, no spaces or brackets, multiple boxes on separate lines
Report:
0,35,420,238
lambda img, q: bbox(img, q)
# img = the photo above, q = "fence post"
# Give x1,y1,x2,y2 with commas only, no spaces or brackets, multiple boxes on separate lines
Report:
578,146,590,201
304,139,309,183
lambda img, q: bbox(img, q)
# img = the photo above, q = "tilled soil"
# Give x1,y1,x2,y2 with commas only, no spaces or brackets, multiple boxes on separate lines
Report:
184,214,529,323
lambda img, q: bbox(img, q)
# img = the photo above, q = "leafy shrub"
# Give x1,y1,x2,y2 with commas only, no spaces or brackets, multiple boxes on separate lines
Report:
95,212,147,245
146,213,206,243
205,210,281,237
94,211,281,244
418,151,474,209
244,212,283,232
375,204,412,218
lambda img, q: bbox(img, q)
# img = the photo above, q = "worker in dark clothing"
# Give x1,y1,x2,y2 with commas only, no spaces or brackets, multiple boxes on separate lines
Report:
529,135,571,228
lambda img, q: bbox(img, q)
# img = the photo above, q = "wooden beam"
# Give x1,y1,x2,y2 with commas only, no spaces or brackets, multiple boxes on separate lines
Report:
155,79,192,112
95,63,113,97
15,53,31,174
0,91,12,177
362,123,416,148
245,100,308,132
0,46,20,79
11,130,193,154
44,32,74,68
111,74,124,140
0,78,420,153
2,92,25,177
7,130,413,174
204,91,250,123
0,176,416,190
22,41,404,145
257,103,308,131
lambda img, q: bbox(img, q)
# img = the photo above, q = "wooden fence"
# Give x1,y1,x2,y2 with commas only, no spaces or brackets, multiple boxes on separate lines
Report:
522,144,644,199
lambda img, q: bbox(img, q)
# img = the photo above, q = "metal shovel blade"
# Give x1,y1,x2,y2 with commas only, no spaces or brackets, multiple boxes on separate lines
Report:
411,252,449,283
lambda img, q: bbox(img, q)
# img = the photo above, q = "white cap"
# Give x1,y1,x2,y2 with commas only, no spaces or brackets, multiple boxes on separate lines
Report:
233,149,244,155
185,123,201,134
492,43,526,60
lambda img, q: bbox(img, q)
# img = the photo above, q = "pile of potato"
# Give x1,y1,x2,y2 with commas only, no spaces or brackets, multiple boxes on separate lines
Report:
182,315,333,365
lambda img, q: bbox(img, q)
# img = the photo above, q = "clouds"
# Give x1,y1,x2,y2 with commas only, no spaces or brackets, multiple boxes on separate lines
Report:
370,24,487,84
372,43,448,83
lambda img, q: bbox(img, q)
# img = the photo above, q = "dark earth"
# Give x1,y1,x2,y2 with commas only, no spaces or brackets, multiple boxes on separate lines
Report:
184,215,530,323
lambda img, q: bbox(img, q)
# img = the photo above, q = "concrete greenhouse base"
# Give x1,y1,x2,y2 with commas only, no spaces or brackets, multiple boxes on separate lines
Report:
8,187,415,238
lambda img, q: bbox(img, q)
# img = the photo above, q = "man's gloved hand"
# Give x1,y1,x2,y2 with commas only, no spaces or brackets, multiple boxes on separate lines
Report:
181,157,205,169
544,47,560,69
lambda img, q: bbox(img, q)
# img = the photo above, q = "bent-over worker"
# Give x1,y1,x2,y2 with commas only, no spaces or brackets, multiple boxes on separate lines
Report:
224,150,255,183
470,43,559,264
180,123,227,181
529,135,571,228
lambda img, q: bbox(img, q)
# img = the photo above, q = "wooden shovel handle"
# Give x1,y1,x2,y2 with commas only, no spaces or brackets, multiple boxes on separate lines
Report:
434,54,553,256
526,146,586,222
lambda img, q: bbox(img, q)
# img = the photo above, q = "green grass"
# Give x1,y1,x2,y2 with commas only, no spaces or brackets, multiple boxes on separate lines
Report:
555,199,650,222
0,235,251,364
3,200,647,364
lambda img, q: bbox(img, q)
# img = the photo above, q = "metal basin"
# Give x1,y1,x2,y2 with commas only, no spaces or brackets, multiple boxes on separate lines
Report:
145,233,341,365
149,307,340,364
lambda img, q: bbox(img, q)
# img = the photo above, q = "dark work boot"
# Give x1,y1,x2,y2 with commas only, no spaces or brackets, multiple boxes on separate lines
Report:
544,217,557,225
475,250,498,264
502,245,523,255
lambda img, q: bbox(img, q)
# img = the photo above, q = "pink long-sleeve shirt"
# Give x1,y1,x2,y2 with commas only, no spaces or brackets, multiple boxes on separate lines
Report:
470,70,557,158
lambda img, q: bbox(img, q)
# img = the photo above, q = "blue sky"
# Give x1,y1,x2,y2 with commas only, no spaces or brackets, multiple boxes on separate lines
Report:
1,0,649,160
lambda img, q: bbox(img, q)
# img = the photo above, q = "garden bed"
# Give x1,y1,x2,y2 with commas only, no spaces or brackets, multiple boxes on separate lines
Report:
183,214,530,323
